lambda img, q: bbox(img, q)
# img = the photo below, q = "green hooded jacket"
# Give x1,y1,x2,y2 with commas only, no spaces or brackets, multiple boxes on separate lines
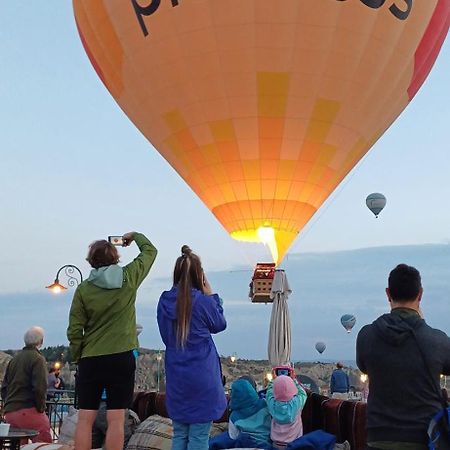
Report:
67,233,157,362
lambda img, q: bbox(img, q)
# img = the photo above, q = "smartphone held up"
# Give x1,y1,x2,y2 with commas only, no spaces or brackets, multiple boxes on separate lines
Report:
108,236,124,246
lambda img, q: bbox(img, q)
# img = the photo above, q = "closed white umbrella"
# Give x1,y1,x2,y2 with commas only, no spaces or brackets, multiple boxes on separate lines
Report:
268,270,292,366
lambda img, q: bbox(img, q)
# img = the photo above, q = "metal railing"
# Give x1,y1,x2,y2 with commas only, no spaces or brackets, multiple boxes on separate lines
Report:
45,390,76,442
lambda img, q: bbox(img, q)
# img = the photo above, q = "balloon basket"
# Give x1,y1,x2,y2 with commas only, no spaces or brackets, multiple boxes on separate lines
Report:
249,262,275,304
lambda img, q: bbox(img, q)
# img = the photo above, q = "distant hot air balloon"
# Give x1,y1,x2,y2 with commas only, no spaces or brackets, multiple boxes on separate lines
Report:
341,314,356,333
315,342,326,354
73,0,449,264
366,193,387,218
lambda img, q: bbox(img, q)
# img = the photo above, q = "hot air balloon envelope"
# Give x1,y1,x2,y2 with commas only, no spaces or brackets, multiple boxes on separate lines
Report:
315,342,326,354
366,193,387,218
341,314,356,333
73,0,450,263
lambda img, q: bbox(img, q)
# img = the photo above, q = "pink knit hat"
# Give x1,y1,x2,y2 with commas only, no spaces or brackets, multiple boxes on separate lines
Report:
273,375,298,401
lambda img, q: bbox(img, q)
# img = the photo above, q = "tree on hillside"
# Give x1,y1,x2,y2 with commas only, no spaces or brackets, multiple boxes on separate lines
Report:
40,345,72,363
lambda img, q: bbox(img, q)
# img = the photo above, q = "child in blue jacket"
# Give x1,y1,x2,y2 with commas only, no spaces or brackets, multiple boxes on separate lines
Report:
228,378,272,446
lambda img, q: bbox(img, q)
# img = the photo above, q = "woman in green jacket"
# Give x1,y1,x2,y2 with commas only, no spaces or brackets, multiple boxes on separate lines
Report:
67,231,157,450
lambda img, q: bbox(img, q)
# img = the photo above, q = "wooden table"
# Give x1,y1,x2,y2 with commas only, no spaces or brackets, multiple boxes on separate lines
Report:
0,428,39,450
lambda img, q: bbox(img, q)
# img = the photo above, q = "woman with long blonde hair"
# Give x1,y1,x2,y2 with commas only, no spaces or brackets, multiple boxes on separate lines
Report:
157,245,227,450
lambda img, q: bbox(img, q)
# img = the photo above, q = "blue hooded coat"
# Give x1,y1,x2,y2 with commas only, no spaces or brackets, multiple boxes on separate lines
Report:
157,286,227,423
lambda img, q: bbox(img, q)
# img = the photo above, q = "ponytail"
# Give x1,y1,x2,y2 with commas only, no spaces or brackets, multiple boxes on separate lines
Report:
173,245,203,347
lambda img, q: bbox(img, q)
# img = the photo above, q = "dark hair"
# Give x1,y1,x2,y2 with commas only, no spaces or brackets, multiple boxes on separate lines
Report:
388,264,422,302
173,245,204,347
86,240,120,269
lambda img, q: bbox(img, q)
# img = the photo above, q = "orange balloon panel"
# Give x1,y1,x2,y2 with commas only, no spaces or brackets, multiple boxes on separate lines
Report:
73,0,449,263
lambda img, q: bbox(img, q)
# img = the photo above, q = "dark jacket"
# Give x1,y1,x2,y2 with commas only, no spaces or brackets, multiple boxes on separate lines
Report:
157,286,227,423
1,347,48,413
357,308,450,444
330,368,349,394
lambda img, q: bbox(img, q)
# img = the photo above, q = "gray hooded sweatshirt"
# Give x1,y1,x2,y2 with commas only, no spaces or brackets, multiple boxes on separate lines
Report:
357,308,450,445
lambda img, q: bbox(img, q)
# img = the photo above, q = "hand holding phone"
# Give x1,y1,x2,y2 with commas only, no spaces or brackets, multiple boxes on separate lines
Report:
273,366,295,379
108,232,136,247
122,232,136,247
202,272,213,296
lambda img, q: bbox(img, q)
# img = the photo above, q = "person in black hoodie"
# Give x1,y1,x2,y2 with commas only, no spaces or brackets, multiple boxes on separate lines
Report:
357,264,450,450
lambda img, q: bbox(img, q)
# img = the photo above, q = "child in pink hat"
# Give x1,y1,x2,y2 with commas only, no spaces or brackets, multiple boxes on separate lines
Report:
266,375,307,450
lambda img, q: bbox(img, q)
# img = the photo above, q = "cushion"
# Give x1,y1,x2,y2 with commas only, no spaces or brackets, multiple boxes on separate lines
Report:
126,415,228,450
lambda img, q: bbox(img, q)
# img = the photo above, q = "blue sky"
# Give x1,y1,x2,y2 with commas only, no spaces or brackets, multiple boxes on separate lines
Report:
0,3,449,359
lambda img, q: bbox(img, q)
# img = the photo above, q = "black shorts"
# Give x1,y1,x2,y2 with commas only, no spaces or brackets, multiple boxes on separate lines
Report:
76,350,136,410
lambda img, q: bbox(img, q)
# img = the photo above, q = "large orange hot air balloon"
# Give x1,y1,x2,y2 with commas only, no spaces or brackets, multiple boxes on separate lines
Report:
73,0,449,263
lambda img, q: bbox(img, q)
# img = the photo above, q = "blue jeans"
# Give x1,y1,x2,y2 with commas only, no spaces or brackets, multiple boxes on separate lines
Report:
172,421,212,450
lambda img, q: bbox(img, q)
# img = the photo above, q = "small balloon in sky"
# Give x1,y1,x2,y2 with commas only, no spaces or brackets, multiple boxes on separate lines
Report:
341,314,356,333
315,341,326,354
366,193,387,218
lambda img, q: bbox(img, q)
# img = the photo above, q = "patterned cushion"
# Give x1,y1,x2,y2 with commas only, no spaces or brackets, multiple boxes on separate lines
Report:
126,415,228,450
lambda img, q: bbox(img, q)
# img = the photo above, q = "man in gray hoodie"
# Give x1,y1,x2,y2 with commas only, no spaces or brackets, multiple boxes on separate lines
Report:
357,264,450,450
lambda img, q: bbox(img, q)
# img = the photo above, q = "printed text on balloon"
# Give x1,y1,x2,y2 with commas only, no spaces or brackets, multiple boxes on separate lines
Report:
132,0,412,37
131,0,180,37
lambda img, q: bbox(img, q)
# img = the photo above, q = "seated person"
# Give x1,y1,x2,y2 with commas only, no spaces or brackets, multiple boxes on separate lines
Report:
228,378,272,447
266,375,307,450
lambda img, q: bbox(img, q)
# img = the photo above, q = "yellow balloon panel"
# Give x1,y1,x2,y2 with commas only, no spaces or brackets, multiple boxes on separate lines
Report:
73,0,449,263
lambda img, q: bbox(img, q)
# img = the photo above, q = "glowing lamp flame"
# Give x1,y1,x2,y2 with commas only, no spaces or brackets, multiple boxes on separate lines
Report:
46,280,67,294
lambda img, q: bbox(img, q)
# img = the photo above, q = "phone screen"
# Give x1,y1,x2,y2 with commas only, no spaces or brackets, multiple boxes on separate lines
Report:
108,236,123,246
